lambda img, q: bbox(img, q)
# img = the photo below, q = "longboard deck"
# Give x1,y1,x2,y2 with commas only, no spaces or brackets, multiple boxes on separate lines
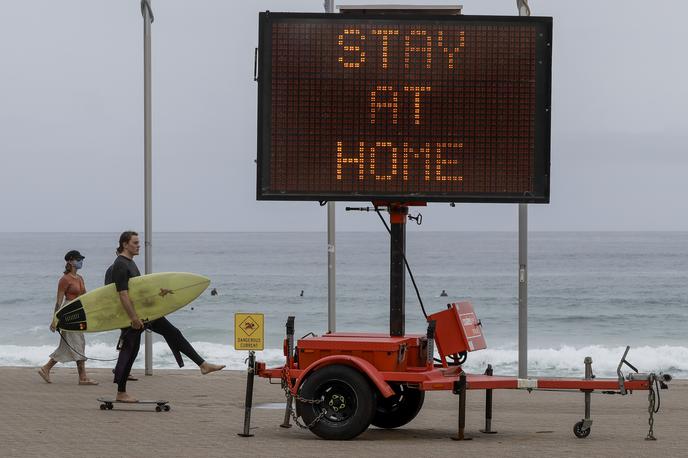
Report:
97,397,171,412
56,272,210,332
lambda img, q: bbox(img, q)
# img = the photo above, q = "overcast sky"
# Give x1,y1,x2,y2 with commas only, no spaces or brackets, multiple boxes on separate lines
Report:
1,0,686,232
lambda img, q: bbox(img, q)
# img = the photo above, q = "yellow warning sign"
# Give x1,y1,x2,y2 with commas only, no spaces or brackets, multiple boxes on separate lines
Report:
234,313,264,351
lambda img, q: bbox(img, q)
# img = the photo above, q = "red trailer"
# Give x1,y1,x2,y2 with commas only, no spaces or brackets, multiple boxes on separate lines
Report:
240,205,671,441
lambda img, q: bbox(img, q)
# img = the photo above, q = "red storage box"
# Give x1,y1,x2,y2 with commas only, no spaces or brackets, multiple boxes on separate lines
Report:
427,302,486,360
297,333,427,372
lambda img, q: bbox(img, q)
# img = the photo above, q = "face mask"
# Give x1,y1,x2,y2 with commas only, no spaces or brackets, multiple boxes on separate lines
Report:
73,260,83,270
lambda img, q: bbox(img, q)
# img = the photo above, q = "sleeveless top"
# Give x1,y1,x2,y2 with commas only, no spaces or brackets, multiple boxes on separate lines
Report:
58,274,86,301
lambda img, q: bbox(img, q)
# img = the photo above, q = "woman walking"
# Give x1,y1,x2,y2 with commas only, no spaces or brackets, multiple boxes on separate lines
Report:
38,250,98,385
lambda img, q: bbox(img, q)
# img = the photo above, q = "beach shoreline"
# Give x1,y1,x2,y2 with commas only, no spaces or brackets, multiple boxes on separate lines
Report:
1,366,686,457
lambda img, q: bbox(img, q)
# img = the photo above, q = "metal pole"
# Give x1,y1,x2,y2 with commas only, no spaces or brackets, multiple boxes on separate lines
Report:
142,0,154,376
389,206,407,337
324,0,336,333
238,351,256,437
517,0,530,380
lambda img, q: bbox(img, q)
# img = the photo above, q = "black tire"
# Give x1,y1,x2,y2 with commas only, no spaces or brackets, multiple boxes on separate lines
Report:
371,383,425,429
296,365,376,440
573,421,591,438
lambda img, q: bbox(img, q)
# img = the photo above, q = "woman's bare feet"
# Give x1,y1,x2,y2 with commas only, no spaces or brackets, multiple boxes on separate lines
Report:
78,379,99,385
37,367,52,383
200,362,225,375
115,392,138,403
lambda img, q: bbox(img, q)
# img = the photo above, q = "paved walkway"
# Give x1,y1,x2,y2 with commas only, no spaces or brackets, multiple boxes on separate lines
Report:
1,367,685,457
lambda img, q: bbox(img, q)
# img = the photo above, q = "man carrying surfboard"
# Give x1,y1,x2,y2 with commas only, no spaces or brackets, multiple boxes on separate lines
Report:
109,231,224,402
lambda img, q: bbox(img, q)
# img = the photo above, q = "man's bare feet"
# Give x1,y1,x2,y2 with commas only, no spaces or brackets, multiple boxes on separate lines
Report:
115,392,138,403
78,379,99,385
200,362,225,375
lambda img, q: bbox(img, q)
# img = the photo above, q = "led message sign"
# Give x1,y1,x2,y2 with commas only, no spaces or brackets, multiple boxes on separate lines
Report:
257,13,552,203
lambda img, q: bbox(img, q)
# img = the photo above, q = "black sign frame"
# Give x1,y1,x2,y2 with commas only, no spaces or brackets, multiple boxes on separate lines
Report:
257,12,552,203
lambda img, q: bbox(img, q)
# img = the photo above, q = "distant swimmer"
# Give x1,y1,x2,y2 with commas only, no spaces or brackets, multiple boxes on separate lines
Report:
300,290,304,297
107,231,225,403
210,288,218,296
440,289,448,297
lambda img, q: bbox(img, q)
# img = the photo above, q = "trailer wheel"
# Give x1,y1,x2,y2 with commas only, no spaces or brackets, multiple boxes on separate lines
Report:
371,383,425,429
573,421,591,438
297,365,376,440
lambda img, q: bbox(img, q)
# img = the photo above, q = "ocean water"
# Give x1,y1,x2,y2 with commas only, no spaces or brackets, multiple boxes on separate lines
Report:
0,232,686,378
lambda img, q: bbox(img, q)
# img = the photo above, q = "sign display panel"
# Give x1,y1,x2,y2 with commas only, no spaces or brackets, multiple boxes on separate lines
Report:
257,13,552,202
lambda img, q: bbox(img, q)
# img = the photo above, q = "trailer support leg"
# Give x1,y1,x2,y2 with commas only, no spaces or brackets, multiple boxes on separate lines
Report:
280,396,293,428
238,351,256,437
573,357,594,438
583,357,593,429
280,316,296,428
452,372,472,441
480,364,497,434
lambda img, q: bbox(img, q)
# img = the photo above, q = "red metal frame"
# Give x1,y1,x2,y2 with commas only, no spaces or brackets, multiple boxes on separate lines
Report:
257,352,650,394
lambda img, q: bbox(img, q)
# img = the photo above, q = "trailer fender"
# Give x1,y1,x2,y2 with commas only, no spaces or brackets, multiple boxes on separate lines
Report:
295,355,396,398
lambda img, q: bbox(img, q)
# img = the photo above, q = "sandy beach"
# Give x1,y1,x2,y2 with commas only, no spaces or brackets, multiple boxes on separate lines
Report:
0,367,685,457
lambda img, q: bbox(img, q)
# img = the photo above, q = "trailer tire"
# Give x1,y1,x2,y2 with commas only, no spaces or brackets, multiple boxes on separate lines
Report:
372,383,425,429
573,421,591,438
297,365,376,440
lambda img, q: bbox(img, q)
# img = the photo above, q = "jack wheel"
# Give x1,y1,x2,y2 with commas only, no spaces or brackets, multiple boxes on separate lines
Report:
573,421,591,438
297,365,376,440
372,383,425,429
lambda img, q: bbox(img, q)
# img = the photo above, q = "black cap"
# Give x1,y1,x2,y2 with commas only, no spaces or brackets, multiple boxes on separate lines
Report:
64,250,85,261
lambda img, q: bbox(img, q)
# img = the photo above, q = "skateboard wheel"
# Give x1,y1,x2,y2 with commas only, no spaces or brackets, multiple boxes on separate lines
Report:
164,405,170,412
100,404,106,410
156,406,162,412
108,404,113,410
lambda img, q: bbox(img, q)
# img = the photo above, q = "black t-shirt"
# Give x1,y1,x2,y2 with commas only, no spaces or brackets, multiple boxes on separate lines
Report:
104,255,141,291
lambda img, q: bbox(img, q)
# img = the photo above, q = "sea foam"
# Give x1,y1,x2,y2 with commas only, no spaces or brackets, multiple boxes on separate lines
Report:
3,342,686,378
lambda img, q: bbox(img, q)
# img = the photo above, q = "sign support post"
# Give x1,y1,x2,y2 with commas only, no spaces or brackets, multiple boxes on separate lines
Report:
517,0,531,380
324,0,336,334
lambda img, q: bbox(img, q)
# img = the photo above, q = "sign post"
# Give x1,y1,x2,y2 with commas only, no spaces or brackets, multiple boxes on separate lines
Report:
236,313,265,437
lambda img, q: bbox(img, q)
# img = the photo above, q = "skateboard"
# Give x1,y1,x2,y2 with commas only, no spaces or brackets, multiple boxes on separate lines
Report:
97,397,171,412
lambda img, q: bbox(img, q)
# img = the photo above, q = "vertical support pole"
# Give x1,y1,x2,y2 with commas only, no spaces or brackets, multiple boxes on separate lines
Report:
327,202,336,333
517,0,530,382
238,351,256,437
389,205,407,337
518,204,527,379
324,0,336,335
452,372,471,440
280,316,295,428
480,364,497,434
583,357,593,428
141,0,154,376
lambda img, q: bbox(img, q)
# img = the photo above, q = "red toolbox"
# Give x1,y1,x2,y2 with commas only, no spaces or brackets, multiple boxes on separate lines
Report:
427,302,486,364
